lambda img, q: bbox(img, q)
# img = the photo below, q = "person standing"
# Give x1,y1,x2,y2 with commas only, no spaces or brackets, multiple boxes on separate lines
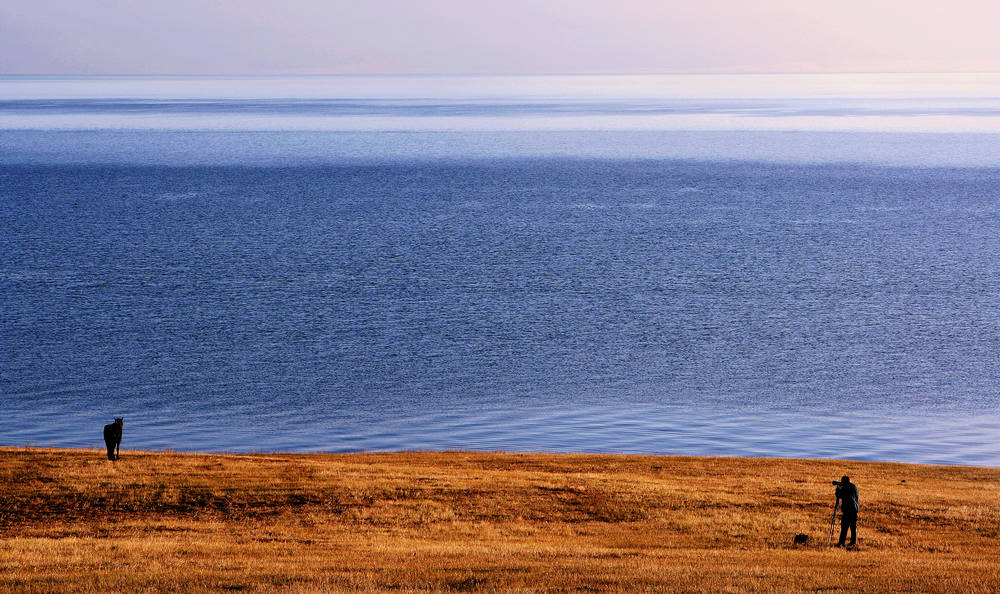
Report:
835,475,859,547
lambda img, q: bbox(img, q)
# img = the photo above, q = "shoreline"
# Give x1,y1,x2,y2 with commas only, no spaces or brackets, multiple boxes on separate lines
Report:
3,448,999,592
3,445,999,470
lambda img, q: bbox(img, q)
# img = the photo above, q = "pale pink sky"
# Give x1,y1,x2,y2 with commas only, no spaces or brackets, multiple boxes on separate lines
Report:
2,0,999,74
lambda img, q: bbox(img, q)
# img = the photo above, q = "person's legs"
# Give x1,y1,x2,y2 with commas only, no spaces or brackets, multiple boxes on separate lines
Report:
837,512,858,546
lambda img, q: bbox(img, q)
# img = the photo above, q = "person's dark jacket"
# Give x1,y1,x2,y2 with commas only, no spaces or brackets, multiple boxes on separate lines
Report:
837,481,860,514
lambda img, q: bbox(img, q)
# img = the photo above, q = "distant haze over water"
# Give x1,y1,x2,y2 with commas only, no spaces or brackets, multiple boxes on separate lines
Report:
2,75,1000,465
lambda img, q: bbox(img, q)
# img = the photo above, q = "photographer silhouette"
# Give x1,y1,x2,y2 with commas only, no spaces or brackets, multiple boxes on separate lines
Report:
832,476,860,547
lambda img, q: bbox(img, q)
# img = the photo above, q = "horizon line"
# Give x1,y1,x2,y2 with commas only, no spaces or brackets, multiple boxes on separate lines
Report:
4,71,1000,78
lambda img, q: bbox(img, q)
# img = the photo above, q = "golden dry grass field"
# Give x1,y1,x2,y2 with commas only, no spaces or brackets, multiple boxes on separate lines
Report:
1,448,999,592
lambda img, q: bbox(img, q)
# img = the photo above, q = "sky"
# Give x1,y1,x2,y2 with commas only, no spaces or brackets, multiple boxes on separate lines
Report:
2,0,1000,75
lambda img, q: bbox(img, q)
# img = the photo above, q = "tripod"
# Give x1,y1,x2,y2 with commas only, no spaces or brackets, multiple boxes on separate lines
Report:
828,498,839,546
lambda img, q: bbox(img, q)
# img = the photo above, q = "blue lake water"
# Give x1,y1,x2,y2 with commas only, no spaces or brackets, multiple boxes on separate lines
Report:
2,75,1000,465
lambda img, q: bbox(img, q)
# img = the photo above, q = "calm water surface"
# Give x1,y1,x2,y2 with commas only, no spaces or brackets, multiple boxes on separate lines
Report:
2,75,1000,464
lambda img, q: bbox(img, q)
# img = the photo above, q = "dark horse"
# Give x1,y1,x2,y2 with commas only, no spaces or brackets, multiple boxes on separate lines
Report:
103,418,123,461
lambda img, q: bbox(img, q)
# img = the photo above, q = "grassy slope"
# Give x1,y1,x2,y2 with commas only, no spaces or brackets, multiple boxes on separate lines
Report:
1,448,998,592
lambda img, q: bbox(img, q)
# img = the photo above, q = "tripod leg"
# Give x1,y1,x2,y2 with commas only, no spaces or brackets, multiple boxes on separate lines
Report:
828,500,839,546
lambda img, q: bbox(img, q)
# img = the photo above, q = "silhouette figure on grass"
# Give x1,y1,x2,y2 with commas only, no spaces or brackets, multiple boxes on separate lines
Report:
103,418,123,461
834,475,860,547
